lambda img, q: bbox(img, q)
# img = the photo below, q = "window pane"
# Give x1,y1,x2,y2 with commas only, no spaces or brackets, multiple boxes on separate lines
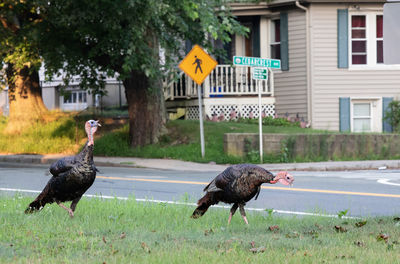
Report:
64,95,71,104
354,118,371,132
352,55,367,64
377,40,383,63
354,103,370,117
271,44,281,60
352,16,366,27
72,93,77,103
274,20,280,42
78,92,83,103
352,40,366,52
377,15,383,38
352,29,365,38
83,93,87,103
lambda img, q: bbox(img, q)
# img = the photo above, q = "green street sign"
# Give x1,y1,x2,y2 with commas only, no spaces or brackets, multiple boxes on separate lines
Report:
252,68,268,80
233,56,281,69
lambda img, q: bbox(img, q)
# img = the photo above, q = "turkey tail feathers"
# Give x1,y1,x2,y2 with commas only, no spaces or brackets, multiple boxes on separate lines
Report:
191,192,216,219
24,200,44,214
24,185,51,214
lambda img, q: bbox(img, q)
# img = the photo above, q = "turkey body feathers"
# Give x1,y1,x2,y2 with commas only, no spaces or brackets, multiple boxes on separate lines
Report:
205,164,274,203
25,144,97,213
192,164,274,218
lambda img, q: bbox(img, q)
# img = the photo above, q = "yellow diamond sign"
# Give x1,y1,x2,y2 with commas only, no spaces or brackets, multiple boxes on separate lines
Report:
178,45,218,85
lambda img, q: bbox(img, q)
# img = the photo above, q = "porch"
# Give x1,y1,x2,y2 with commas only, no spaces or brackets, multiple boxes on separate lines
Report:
164,65,276,121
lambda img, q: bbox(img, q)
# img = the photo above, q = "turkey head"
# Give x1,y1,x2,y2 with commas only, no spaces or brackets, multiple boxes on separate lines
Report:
85,120,101,145
271,171,294,186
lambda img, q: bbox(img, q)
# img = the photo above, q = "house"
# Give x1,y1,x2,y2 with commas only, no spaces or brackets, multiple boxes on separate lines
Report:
0,88,8,116
39,68,127,112
0,72,127,115
165,0,400,133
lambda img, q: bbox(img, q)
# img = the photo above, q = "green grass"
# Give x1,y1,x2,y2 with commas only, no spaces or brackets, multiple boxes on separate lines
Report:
0,115,85,155
1,195,400,263
94,120,325,164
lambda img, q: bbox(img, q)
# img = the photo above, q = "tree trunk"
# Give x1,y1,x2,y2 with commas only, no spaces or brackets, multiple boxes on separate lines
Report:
4,64,48,133
123,70,166,147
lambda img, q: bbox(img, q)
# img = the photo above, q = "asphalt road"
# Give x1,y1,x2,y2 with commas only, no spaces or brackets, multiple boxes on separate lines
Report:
1,162,400,218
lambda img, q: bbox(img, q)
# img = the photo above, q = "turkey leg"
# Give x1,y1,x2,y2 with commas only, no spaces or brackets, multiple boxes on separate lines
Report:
70,196,82,213
239,204,249,225
228,203,238,224
57,202,74,218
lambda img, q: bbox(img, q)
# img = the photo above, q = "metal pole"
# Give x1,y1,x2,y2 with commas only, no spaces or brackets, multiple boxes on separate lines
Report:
258,79,263,163
118,81,122,108
197,84,205,158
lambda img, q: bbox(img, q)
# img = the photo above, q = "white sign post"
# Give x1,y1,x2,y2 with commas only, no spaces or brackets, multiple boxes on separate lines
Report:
179,45,218,158
253,68,268,163
234,57,280,163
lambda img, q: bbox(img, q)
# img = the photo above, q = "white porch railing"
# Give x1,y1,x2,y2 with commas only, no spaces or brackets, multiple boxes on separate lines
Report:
164,64,274,100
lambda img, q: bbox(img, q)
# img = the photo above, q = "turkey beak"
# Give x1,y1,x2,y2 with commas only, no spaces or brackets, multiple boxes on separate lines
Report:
96,120,101,127
288,173,294,187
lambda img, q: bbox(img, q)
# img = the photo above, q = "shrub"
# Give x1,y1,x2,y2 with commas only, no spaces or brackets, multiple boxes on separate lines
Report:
384,100,400,132
236,116,300,127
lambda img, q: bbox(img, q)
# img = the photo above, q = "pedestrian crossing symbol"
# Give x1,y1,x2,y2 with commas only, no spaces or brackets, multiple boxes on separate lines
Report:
179,45,218,85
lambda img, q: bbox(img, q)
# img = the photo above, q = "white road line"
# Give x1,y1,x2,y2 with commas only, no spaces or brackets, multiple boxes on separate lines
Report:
0,187,357,219
377,179,400,186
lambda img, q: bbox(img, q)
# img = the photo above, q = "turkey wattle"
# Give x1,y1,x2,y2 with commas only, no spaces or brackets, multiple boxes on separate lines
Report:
191,164,294,224
25,120,101,217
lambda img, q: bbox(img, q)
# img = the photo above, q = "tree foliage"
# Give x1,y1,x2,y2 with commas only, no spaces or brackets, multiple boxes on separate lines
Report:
0,1,45,75
0,0,48,133
37,0,247,86
2,0,249,145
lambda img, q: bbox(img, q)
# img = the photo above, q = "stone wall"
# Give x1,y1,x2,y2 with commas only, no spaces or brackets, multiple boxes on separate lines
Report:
224,133,400,160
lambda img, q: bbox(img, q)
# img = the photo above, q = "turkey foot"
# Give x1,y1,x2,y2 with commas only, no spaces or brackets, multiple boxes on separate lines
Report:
57,202,74,218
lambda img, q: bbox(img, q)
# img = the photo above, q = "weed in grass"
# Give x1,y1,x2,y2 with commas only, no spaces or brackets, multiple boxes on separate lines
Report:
337,209,349,219
2,195,400,263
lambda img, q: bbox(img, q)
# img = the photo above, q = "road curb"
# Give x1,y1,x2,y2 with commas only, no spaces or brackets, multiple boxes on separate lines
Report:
1,154,400,172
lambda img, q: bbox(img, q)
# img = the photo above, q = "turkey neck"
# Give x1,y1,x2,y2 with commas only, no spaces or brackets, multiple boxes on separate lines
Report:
257,168,275,185
77,142,94,163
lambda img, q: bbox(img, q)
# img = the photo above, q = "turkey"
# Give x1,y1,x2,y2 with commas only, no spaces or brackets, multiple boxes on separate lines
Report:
25,120,101,217
191,164,294,224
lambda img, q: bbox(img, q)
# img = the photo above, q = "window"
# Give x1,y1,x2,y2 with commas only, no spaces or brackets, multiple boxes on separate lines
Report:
350,13,383,66
270,19,280,60
352,103,371,132
351,16,367,64
376,15,383,63
63,91,87,104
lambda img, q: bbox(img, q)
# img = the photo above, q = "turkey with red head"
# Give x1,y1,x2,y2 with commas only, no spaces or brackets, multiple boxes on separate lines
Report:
191,164,294,224
25,120,101,217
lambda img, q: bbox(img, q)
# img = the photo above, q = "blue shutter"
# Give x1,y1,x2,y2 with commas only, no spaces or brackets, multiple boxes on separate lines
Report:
253,17,260,57
337,9,348,68
382,97,394,132
185,40,192,54
280,13,289,71
339,97,350,132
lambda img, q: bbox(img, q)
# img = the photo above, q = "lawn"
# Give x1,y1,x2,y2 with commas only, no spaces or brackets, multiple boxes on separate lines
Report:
0,115,84,155
1,195,400,263
0,114,327,163
93,119,327,164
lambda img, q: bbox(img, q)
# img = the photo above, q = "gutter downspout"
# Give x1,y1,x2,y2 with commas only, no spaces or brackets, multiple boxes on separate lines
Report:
295,1,312,127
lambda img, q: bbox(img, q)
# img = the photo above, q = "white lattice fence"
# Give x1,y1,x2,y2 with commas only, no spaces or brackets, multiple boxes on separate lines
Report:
186,106,200,120
183,104,275,121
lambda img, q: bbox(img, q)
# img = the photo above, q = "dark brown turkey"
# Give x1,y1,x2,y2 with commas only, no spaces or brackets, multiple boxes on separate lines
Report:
25,120,101,217
191,164,294,224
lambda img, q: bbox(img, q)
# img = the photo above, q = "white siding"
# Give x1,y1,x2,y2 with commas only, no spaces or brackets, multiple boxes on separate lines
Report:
274,10,308,121
310,3,400,131
42,87,59,110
